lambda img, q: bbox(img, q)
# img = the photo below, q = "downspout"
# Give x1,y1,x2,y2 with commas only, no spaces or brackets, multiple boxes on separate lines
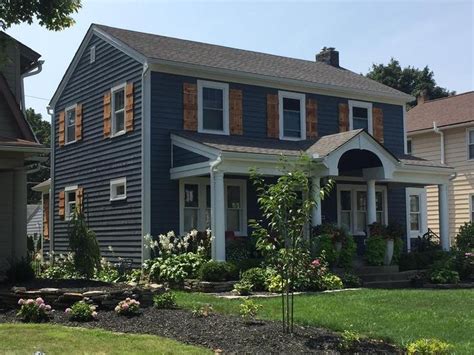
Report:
47,105,54,256
141,61,151,262
20,60,44,113
433,122,445,165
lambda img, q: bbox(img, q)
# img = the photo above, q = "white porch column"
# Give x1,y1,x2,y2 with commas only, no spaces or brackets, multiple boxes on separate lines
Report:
211,170,226,261
12,168,27,259
367,179,377,225
311,177,322,227
438,184,450,251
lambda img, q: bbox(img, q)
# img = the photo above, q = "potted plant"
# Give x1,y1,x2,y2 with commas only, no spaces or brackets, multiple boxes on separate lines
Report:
368,223,393,265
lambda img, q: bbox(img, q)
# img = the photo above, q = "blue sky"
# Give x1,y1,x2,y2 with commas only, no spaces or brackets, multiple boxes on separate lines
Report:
5,0,474,121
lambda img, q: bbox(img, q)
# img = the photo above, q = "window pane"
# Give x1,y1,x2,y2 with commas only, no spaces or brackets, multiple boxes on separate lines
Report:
66,109,76,142
470,130,474,144
227,209,240,231
283,98,301,138
205,209,211,229
353,117,368,130
184,184,199,208
203,108,223,131
340,191,351,210
341,211,351,230
115,184,125,197
356,211,366,231
410,195,420,213
353,107,368,119
114,89,124,111
66,109,75,127
469,145,474,160
67,125,75,143
67,191,76,201
407,140,412,155
376,191,383,211
114,111,125,133
410,213,420,231
227,186,241,208
184,209,198,232
376,211,383,224
356,191,367,211
203,87,223,109
206,185,211,208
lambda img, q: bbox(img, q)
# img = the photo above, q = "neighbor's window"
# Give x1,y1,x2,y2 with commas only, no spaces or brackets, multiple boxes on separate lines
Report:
198,80,229,134
349,100,373,134
409,195,421,231
111,84,126,136
470,195,474,222
468,129,474,159
279,91,306,140
407,139,413,155
110,177,127,201
64,186,77,220
65,105,76,144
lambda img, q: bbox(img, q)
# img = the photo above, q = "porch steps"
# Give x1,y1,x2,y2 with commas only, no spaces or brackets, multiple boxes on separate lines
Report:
354,266,419,289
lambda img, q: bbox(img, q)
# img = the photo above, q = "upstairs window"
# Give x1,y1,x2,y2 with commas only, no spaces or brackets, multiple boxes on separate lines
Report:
279,91,306,140
65,105,76,144
349,100,373,134
111,84,126,136
468,129,474,160
198,80,229,135
110,177,127,201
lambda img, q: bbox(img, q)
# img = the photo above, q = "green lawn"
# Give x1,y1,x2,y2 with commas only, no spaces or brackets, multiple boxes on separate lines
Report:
0,323,210,355
176,289,474,354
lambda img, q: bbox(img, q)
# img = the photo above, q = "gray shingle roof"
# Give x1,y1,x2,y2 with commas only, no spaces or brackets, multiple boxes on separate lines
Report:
94,24,412,101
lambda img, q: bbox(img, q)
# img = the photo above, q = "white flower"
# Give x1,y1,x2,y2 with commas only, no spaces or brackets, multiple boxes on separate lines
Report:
167,231,175,238
190,229,198,238
108,245,114,252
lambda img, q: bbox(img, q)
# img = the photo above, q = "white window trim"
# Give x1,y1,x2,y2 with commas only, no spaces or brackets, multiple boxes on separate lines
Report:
90,45,96,63
64,104,77,145
469,194,474,222
64,185,78,221
336,184,388,236
110,177,127,201
111,83,127,138
406,138,413,155
278,90,306,141
179,177,247,236
197,80,229,135
466,128,474,161
405,187,427,251
349,100,373,134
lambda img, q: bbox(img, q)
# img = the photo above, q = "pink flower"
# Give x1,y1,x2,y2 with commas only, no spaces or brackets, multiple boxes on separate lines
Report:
65,308,72,314
114,306,120,312
125,297,131,302
45,305,52,312
35,297,44,306
18,299,25,306
39,303,46,310
311,259,321,267
26,299,35,305
122,303,129,310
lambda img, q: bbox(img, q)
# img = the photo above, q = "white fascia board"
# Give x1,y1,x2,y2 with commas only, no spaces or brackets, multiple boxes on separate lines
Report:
149,61,413,105
170,162,212,179
407,121,474,136
0,145,50,154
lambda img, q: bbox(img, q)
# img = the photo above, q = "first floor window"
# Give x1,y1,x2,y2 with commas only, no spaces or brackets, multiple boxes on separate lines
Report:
409,195,421,231
355,191,367,234
376,191,384,224
112,84,126,136
226,185,242,232
349,100,373,134
279,91,305,140
468,129,474,159
184,183,200,233
110,178,127,201
198,80,229,134
340,190,352,231
65,187,77,220
65,105,76,143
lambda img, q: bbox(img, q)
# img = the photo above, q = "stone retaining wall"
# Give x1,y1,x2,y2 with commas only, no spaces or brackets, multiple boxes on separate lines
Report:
184,279,236,293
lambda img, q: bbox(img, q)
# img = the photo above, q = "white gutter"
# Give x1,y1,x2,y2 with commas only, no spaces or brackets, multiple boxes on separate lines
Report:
20,60,44,113
433,121,445,164
408,120,474,136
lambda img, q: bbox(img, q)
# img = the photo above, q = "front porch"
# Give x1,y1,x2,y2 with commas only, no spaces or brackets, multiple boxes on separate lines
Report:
170,130,453,261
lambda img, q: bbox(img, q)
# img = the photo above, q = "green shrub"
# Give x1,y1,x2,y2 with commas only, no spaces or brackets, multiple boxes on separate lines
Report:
338,330,362,351
17,298,52,322
366,235,386,266
153,291,177,309
313,234,339,265
6,258,35,283
115,298,140,316
65,301,97,322
198,261,238,282
455,222,474,252
233,258,263,272
338,235,356,269
399,250,447,271
406,338,452,354
94,258,119,283
266,273,283,293
41,253,80,279
233,280,253,296
341,272,361,288
320,273,343,290
392,237,404,265
430,269,460,284
191,304,213,318
239,298,262,322
147,252,205,284
241,267,267,291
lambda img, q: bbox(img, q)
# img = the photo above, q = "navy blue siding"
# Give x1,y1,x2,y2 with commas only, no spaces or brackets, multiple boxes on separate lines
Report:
388,186,407,248
375,103,405,156
172,146,208,168
53,34,143,263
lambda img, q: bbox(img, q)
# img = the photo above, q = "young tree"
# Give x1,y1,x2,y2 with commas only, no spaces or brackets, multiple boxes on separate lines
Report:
0,0,82,31
366,58,455,107
250,155,333,333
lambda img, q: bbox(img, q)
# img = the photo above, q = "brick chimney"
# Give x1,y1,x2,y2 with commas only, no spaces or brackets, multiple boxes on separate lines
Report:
316,47,339,67
417,89,429,105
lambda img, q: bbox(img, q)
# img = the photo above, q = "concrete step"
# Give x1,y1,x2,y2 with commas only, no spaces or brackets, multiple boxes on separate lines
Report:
359,270,420,283
363,280,412,289
354,265,399,275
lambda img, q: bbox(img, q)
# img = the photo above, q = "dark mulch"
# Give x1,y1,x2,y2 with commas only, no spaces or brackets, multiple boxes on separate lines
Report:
0,278,124,293
0,307,401,354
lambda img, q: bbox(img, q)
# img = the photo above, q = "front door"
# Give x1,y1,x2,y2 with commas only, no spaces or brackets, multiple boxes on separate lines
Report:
405,187,427,251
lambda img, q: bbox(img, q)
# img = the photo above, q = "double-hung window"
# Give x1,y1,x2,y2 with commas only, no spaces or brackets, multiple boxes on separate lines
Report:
198,80,229,135
64,186,77,220
65,105,76,144
111,84,126,136
409,195,421,231
349,100,373,134
467,129,474,160
279,91,306,140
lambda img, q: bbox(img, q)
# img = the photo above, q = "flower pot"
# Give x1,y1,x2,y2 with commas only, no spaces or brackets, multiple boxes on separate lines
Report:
384,239,394,266
335,241,342,252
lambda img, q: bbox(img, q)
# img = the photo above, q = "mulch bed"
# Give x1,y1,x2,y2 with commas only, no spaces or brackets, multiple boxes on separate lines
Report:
0,307,401,354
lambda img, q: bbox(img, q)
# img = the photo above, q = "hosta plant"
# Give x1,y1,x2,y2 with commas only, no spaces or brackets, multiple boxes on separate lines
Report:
233,280,253,296
115,298,140,316
153,291,177,309
17,297,52,322
191,304,213,318
239,298,262,323
406,338,453,355
65,301,98,322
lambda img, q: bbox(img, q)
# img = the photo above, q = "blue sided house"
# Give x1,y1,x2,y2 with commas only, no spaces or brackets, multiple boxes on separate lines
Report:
48,24,453,264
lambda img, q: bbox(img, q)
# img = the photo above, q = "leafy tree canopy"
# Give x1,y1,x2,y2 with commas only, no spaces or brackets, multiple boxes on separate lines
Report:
366,58,455,105
0,0,81,31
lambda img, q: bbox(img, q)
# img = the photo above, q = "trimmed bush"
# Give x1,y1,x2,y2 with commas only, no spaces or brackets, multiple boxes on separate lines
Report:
338,235,356,269
153,291,177,309
455,222,474,252
65,301,97,322
406,338,452,355
198,261,238,282
17,298,52,323
366,235,386,266
241,267,267,291
233,280,253,296
115,298,140,316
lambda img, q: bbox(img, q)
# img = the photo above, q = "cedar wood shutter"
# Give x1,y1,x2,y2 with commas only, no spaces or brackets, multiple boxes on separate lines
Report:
373,107,384,143
125,82,134,132
338,103,349,132
230,89,243,135
76,187,84,214
266,93,279,138
58,190,65,219
306,98,318,139
75,104,83,141
103,92,111,137
183,83,197,131
43,194,49,239
58,111,65,147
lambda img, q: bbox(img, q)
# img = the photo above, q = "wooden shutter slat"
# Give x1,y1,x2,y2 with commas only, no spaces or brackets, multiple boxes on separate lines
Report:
75,104,83,141
58,190,65,220
43,194,49,239
267,93,279,138
373,107,384,143
230,89,243,135
58,111,65,147
338,103,349,132
76,187,84,214
125,82,134,132
306,98,318,139
183,83,197,131
103,92,111,138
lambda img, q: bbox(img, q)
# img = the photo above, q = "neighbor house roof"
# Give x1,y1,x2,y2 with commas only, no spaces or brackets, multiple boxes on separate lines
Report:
87,24,412,102
0,32,41,74
407,91,474,133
